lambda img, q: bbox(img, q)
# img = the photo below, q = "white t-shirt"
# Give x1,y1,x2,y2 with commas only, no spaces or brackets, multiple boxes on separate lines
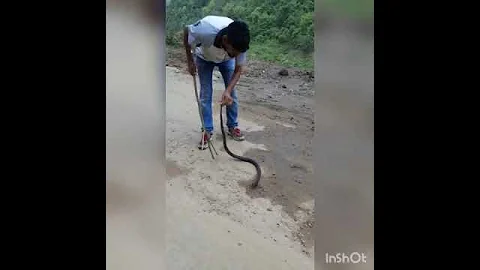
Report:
187,16,247,66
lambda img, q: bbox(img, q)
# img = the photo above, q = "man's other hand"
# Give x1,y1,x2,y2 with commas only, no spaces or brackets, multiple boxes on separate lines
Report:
220,91,233,106
187,60,196,76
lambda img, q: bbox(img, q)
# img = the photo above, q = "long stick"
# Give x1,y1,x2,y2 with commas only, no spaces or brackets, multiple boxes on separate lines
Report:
192,75,218,159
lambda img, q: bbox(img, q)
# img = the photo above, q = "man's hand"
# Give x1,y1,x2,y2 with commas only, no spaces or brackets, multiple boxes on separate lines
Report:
187,60,196,76
220,91,233,106
184,26,197,76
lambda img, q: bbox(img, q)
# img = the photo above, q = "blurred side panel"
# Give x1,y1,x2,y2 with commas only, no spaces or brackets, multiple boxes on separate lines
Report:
106,1,166,270
314,0,374,270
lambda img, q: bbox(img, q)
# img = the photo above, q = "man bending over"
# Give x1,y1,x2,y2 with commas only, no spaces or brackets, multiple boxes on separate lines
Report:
183,15,250,150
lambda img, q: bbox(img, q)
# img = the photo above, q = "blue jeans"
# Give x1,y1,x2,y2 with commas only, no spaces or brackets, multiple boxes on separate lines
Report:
195,56,239,133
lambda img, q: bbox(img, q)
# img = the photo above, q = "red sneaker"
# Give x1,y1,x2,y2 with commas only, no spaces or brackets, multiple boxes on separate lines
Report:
197,132,213,150
227,127,245,141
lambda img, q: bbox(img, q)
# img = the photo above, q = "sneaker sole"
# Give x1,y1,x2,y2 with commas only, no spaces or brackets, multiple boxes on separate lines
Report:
198,145,209,150
227,133,245,141
198,137,213,150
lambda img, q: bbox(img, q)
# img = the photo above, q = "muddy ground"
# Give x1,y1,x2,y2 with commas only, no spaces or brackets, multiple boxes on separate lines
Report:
166,47,315,254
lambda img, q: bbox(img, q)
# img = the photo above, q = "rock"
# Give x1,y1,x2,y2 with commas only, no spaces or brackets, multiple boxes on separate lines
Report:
278,69,289,76
281,84,287,88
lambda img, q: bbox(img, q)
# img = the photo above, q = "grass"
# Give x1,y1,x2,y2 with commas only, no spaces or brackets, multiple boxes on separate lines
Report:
248,40,314,70
167,40,314,71
322,0,374,19
166,29,313,70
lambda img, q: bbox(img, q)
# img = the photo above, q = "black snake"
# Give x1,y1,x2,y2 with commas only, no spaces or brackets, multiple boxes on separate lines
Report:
220,104,261,188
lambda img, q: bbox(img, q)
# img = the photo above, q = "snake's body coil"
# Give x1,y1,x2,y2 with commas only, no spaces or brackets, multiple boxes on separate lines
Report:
220,105,261,188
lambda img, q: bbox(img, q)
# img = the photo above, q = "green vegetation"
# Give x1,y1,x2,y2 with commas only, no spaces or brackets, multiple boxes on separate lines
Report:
322,0,374,19
247,40,313,70
166,0,374,70
166,0,314,70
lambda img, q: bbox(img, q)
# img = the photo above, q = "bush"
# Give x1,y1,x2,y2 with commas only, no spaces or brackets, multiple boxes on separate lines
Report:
166,0,315,69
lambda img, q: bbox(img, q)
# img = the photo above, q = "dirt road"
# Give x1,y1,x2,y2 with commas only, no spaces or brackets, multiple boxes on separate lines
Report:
106,7,316,268
166,49,315,268
107,7,373,268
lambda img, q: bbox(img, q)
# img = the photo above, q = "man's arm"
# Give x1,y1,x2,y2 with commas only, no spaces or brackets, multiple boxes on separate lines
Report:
183,26,193,63
225,52,247,94
183,26,196,75
225,65,244,95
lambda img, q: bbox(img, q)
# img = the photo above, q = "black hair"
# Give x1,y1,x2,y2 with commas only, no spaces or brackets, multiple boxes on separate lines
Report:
225,20,250,53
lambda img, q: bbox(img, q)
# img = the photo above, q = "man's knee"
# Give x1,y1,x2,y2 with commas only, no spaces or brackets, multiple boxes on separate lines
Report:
200,97,211,106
